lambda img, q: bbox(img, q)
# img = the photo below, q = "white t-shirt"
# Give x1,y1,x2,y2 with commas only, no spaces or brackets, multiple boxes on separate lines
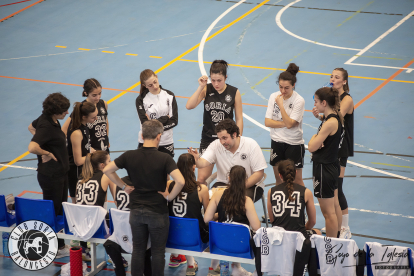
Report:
265,91,305,145
365,242,413,276
201,136,268,184
310,235,359,276
253,226,305,275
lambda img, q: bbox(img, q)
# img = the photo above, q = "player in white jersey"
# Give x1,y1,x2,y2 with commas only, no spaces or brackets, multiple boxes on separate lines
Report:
136,69,178,157
265,63,306,186
204,166,261,276
186,60,244,185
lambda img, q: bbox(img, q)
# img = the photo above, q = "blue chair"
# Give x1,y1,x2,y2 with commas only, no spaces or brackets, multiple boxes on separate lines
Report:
15,197,64,233
209,221,254,259
0,195,16,227
63,205,107,239
166,216,209,252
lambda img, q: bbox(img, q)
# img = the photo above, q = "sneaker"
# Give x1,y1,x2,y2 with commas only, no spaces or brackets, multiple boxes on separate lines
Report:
55,245,70,259
186,261,198,275
207,267,220,276
339,226,352,239
169,254,187,268
231,265,252,276
321,227,326,234
82,246,91,262
70,240,80,247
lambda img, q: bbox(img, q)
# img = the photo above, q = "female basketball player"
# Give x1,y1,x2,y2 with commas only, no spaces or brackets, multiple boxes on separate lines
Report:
312,68,353,239
67,101,97,203
204,165,260,276
186,60,244,184
135,69,178,157
267,160,321,237
62,78,110,152
308,87,344,238
265,63,305,186
167,153,209,275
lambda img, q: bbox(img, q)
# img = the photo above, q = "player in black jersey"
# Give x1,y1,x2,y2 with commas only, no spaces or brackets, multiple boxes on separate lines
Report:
267,160,321,238
313,68,354,239
308,87,344,238
186,60,244,185
67,102,97,203
204,165,260,276
62,78,110,152
167,153,209,275
136,69,178,157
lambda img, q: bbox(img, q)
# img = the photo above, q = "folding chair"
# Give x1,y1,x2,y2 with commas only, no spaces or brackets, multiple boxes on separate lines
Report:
206,172,269,227
0,195,16,227
209,221,254,259
15,197,64,233
167,216,209,252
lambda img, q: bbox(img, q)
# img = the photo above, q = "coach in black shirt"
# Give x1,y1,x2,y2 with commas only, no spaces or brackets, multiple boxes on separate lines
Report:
28,92,70,257
104,120,184,276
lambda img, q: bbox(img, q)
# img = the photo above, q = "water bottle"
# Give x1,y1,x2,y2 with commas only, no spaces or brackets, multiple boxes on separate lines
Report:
323,82,333,88
2,232,10,257
220,260,230,276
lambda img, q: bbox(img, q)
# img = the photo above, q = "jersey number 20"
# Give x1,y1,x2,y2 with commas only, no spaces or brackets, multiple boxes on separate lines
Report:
272,191,301,217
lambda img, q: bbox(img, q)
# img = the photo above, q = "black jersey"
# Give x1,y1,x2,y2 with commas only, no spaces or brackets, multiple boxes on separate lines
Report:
115,176,131,211
217,189,249,226
202,83,237,139
67,124,91,166
338,93,354,157
168,181,209,242
84,99,109,152
270,182,307,236
312,114,343,164
76,171,107,207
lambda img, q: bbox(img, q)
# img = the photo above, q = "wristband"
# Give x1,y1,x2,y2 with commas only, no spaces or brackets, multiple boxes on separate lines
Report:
166,195,169,202
122,184,126,191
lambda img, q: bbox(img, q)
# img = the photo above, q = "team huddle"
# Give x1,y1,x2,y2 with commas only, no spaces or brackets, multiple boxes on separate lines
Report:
27,60,354,276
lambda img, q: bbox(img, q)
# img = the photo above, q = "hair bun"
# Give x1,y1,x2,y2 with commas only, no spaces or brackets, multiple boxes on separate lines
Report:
286,63,299,76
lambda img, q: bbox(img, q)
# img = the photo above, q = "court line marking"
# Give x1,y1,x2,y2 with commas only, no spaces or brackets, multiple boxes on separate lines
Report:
0,152,30,173
0,0,31,7
0,163,36,170
354,58,414,109
0,0,43,22
196,0,414,183
0,0,272,173
275,0,362,51
371,162,414,170
336,1,374,27
345,9,414,66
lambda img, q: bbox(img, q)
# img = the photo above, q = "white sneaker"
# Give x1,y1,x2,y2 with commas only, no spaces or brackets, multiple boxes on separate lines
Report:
56,245,70,259
339,227,352,239
231,265,252,276
321,227,326,234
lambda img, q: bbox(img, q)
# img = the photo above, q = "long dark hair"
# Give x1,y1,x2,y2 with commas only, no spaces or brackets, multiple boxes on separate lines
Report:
210,60,228,77
80,151,108,184
221,165,246,219
315,87,344,125
278,160,297,202
82,78,101,97
139,69,156,99
71,101,96,130
333,68,349,93
176,153,201,199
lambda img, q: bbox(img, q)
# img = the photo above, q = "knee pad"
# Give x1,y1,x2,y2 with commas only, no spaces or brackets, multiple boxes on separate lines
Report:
338,177,348,210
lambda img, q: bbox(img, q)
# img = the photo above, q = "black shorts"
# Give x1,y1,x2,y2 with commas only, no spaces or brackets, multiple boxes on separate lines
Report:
199,136,217,156
270,140,305,168
68,164,82,198
312,161,340,198
138,143,174,157
339,156,348,167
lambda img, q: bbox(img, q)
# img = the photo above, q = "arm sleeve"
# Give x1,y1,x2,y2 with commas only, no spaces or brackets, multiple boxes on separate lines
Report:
165,156,178,174
157,92,178,131
289,97,305,123
200,141,217,164
31,117,40,128
31,123,51,146
135,96,149,124
265,94,275,119
249,142,268,172
114,152,127,170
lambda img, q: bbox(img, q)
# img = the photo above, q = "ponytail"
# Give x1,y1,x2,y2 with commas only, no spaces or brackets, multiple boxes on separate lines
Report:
222,165,246,219
80,151,109,184
139,69,156,99
71,101,96,130
278,160,297,202
315,87,344,125
277,63,299,86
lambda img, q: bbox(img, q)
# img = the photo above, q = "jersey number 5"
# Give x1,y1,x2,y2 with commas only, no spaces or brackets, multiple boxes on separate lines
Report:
272,191,302,217
172,193,188,217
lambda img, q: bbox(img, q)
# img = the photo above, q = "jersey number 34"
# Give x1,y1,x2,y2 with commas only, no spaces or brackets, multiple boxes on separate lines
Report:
272,191,301,217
